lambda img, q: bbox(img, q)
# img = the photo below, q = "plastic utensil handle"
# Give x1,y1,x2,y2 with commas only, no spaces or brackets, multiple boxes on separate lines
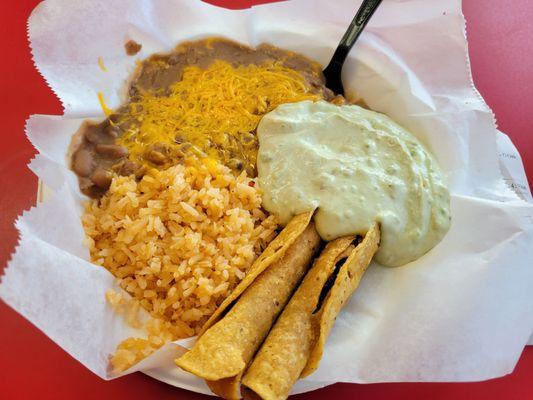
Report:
327,0,382,70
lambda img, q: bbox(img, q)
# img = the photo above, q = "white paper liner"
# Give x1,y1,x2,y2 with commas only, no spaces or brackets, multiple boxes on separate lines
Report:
1,0,532,395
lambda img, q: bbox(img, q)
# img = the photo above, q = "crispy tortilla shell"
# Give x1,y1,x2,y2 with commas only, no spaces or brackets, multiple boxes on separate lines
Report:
303,222,380,377
199,210,315,336
206,375,243,400
175,213,321,399
241,223,380,400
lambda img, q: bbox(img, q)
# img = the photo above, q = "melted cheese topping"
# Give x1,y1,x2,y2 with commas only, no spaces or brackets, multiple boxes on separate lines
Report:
115,60,321,171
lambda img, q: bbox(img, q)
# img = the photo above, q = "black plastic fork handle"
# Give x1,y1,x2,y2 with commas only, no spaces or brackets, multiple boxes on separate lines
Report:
324,0,383,75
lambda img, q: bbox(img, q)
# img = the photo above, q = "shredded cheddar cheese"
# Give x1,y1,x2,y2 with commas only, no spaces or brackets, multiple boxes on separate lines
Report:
97,92,112,116
115,60,322,173
97,56,107,72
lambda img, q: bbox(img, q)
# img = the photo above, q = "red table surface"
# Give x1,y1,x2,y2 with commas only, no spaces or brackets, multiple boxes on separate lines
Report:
1,1,532,399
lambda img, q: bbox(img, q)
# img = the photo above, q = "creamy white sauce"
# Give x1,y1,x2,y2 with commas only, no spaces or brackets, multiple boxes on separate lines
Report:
257,100,451,267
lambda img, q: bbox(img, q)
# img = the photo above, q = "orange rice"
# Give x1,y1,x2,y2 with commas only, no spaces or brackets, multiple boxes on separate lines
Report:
82,158,278,371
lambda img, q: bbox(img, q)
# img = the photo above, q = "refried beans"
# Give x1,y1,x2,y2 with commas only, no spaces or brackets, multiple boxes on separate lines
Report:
71,38,334,197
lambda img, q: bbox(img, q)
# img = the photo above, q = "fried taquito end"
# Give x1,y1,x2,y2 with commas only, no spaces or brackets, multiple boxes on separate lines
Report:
241,223,380,400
